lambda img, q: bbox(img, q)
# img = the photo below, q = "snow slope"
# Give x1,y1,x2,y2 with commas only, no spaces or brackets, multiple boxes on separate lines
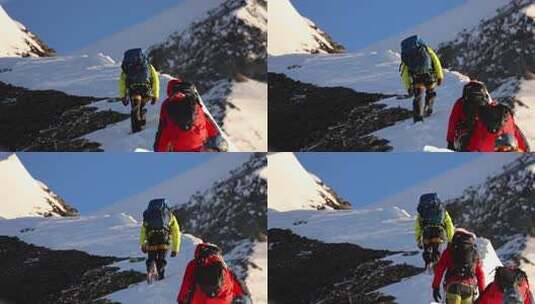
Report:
94,153,251,219
270,51,472,151
74,0,224,60
362,0,510,51
0,214,201,304
0,5,52,57
0,154,74,219
216,79,267,151
368,153,518,211
269,207,502,303
268,0,339,55
0,54,264,151
267,153,349,211
270,49,535,150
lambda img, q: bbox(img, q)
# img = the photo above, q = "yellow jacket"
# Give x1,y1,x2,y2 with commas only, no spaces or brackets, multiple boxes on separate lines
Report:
140,213,181,253
401,46,444,90
119,64,160,99
415,211,454,246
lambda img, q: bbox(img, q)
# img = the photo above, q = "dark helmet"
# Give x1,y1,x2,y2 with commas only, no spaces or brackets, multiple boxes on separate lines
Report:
495,133,519,152
463,81,491,107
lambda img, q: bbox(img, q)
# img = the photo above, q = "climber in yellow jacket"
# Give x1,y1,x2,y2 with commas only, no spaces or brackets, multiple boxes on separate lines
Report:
400,35,444,123
140,198,180,280
415,211,455,247
119,48,160,133
414,193,454,269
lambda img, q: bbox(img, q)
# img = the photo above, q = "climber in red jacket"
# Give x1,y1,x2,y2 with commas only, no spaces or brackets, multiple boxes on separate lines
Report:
177,243,251,304
477,266,533,304
446,81,528,152
432,229,485,304
154,79,228,152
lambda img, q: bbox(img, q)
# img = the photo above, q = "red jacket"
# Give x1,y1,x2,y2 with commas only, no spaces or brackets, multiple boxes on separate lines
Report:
447,99,528,152
154,79,220,152
477,281,533,304
177,255,248,304
432,247,486,292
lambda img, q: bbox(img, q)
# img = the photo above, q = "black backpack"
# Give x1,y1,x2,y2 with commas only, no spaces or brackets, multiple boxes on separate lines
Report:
478,104,512,133
495,267,528,304
122,48,152,96
142,199,172,244
195,243,225,298
449,232,478,278
417,193,446,226
401,35,433,75
167,81,201,131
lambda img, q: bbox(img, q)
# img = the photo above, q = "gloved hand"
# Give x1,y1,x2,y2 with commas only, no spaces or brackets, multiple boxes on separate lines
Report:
171,251,177,257
408,87,414,97
417,242,423,250
437,78,443,86
121,97,128,106
433,288,442,302
447,141,455,151
141,244,147,253
151,96,158,105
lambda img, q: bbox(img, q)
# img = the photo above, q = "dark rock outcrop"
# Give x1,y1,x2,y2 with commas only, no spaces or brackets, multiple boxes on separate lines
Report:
437,1,535,91
148,0,267,93
268,229,422,304
268,73,411,151
0,236,145,304
174,153,267,253
446,154,535,264
0,81,129,151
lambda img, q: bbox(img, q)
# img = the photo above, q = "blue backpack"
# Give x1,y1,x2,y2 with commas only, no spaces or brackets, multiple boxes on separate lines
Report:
121,48,152,95
401,36,433,75
417,193,445,226
143,198,171,231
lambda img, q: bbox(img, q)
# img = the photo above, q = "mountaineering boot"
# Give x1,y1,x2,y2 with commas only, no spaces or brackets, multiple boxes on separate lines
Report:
425,90,437,117
413,88,425,123
158,268,165,280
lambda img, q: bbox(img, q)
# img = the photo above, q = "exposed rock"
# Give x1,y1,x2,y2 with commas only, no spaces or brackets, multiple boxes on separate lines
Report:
0,81,129,151
148,0,267,93
446,154,535,264
268,73,412,151
437,1,535,92
173,153,266,278
268,229,423,304
0,236,145,304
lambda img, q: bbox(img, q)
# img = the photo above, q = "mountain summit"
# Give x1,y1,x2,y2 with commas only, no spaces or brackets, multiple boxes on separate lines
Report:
0,6,54,57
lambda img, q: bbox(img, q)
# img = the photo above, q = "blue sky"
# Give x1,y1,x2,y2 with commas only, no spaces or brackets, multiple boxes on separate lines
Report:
2,0,183,54
19,153,216,214
292,0,466,51
296,153,481,207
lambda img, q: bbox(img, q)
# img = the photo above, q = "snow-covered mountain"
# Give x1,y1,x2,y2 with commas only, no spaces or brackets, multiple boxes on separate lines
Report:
74,0,224,60
0,0,267,152
0,154,267,303
267,154,534,302
0,153,78,219
267,153,351,211
363,0,510,52
0,5,54,58
173,153,267,304
268,0,343,56
269,0,535,151
95,153,251,218
369,154,519,211
446,154,535,284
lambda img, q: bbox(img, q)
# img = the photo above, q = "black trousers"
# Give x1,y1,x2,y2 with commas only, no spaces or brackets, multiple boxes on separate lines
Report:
423,243,440,265
146,250,168,279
